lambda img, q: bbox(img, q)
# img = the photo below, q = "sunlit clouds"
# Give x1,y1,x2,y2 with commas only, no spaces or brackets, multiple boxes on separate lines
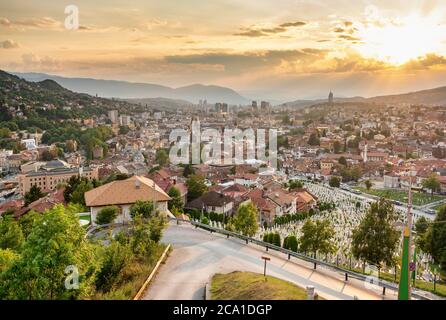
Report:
1,0,446,100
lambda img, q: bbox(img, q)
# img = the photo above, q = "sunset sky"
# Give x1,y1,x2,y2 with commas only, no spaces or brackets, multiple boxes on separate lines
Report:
1,0,446,101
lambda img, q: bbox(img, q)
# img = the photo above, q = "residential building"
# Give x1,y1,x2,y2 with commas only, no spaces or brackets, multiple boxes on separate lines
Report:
85,175,171,226
17,159,98,195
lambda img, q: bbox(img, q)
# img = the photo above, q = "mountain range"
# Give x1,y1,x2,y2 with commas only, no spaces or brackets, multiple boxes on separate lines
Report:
9,71,446,108
12,72,249,105
282,86,446,108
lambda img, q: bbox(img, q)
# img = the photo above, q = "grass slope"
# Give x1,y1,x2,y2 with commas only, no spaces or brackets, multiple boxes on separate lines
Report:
210,271,308,300
354,187,445,206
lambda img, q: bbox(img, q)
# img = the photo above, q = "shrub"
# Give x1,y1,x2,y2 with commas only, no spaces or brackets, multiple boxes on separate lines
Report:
283,235,298,251
96,206,118,225
201,216,210,225
272,233,281,247
95,241,132,292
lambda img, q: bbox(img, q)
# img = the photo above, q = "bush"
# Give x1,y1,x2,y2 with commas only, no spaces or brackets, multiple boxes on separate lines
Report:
95,241,132,292
201,216,210,225
329,176,341,188
96,206,118,225
284,235,298,252
267,233,274,244
130,200,156,219
272,233,281,247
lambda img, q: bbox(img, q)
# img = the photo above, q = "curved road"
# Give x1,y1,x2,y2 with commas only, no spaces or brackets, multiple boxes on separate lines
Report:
143,222,396,300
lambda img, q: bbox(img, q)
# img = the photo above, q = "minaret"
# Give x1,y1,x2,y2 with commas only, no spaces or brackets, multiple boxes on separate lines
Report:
362,142,368,163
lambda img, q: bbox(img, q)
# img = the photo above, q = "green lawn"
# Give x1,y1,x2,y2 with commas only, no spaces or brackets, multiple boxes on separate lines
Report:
379,270,446,298
354,187,445,206
433,203,446,211
345,265,446,297
210,271,312,300
79,215,91,223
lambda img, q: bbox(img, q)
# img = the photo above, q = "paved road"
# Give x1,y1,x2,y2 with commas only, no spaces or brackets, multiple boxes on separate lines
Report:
143,222,396,300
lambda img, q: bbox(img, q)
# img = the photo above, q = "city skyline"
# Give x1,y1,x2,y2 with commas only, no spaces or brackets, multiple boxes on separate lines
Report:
2,1,446,100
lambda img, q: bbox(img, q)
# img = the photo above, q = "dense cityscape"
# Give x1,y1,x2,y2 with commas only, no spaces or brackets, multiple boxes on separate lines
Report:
1,0,446,308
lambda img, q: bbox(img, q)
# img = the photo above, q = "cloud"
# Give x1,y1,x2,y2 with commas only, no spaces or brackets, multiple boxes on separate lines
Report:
0,17,61,29
279,21,306,28
21,53,61,71
1,39,19,49
403,53,446,70
338,34,361,41
234,20,306,37
234,29,268,37
0,17,11,27
165,49,327,73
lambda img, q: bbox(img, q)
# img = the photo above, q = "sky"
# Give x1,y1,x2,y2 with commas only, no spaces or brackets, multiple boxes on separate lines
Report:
1,0,446,101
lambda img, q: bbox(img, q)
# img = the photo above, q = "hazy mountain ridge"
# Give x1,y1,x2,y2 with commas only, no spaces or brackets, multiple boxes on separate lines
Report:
12,72,249,105
283,86,446,108
124,97,194,110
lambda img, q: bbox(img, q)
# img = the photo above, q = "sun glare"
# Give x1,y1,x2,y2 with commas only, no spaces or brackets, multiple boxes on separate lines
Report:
356,15,444,65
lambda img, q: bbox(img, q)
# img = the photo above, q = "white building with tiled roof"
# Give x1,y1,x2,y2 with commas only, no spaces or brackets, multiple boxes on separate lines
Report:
85,175,171,225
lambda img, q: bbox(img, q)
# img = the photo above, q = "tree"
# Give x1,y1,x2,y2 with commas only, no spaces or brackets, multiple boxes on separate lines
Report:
40,149,58,161
95,206,118,225
329,176,341,188
308,133,320,146
0,216,24,251
283,235,298,252
63,175,93,205
24,185,45,206
422,174,441,195
424,206,446,271
183,164,195,177
415,216,430,253
167,187,184,211
95,241,131,293
333,140,342,154
351,198,399,268
70,180,94,206
148,216,167,243
0,205,97,299
128,215,154,255
234,202,259,237
350,166,363,181
364,180,373,191
338,156,347,166
155,148,169,167
186,174,208,201
0,249,19,273
0,127,11,139
272,232,281,246
288,180,303,190
118,125,130,135
18,210,40,238
299,219,335,257
130,200,156,219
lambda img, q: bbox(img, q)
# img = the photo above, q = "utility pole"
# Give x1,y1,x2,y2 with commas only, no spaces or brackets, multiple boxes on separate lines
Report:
398,168,414,300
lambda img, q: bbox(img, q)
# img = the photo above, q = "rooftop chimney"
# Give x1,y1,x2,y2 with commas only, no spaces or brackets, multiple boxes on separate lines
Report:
135,179,141,189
